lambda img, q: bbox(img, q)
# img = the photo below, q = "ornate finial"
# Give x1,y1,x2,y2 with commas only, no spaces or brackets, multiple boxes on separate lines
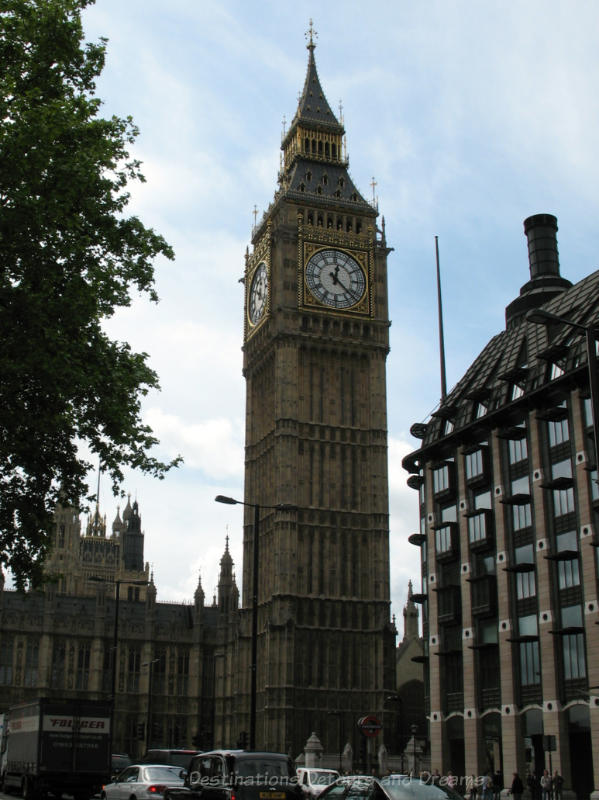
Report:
338,100,343,123
225,533,230,553
370,176,377,202
408,579,413,597
305,19,317,50
282,114,286,138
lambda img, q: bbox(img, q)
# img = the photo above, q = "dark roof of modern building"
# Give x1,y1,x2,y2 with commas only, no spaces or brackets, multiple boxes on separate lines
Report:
404,268,599,470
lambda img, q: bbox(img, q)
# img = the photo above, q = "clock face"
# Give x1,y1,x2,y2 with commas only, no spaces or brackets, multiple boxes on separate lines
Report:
305,249,366,309
248,262,268,325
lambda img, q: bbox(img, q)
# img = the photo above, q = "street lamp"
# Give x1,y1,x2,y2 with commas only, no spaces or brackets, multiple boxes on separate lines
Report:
384,695,403,767
88,576,149,754
526,309,599,476
214,495,296,751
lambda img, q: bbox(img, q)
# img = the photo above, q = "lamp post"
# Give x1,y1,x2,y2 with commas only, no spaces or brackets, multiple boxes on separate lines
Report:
215,495,296,751
89,576,149,755
526,309,599,475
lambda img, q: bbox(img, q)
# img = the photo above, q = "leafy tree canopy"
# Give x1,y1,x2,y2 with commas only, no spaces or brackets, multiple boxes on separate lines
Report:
0,0,179,588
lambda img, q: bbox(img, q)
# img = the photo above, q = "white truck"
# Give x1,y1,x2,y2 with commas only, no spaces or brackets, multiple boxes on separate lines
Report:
0,698,111,800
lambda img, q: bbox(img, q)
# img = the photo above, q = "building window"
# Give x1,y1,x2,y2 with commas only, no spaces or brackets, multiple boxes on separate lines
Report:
76,642,90,690
127,647,141,692
436,526,453,555
561,605,585,680
509,436,528,464
433,463,451,494
511,383,525,400
511,476,532,530
514,544,535,599
465,449,485,481
550,362,565,380
556,530,580,589
24,639,39,687
519,615,540,686
548,417,569,447
51,640,66,689
0,637,14,685
57,523,65,548
177,650,190,696
475,402,488,419
520,640,540,685
468,512,488,544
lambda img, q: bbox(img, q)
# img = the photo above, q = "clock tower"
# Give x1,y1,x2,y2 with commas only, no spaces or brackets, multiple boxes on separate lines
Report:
217,27,397,756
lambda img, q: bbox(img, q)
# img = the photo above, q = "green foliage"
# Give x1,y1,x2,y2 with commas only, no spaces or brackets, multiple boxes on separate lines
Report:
0,0,179,588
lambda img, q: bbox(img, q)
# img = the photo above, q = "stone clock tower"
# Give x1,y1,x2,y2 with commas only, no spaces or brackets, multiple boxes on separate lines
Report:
216,28,397,756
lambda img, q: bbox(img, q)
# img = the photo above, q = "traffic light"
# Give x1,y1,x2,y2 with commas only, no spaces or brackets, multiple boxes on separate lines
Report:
136,722,145,741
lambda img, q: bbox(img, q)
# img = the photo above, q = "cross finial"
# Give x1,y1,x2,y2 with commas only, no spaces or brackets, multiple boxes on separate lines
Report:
370,176,377,201
252,205,258,227
338,99,344,123
305,19,317,50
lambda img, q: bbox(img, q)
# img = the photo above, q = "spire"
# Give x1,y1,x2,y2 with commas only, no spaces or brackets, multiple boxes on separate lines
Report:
403,581,419,641
194,570,205,608
293,21,342,132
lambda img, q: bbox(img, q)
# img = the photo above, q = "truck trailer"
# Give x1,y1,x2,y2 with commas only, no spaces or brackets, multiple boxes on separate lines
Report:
0,698,111,800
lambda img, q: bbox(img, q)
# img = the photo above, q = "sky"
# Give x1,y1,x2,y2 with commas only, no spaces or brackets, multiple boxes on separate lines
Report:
72,0,599,631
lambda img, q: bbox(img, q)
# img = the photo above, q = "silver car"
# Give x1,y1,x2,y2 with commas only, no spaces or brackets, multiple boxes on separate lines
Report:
102,764,186,800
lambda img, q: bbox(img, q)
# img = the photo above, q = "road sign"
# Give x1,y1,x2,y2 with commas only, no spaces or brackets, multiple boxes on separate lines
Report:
357,715,382,738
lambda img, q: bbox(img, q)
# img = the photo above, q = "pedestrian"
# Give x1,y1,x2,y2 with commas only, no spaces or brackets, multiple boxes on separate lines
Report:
510,772,524,800
482,773,494,800
540,770,552,800
467,774,478,800
526,772,538,800
493,770,503,800
552,771,563,800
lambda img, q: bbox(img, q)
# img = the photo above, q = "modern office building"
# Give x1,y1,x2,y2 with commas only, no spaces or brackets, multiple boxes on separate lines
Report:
403,214,599,798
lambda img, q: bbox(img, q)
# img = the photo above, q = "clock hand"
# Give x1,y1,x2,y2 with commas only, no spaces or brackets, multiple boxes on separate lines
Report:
330,270,361,302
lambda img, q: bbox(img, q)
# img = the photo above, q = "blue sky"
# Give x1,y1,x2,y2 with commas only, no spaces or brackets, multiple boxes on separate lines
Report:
78,0,599,628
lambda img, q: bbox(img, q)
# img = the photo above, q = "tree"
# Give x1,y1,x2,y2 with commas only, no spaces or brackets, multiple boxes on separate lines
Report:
0,0,180,588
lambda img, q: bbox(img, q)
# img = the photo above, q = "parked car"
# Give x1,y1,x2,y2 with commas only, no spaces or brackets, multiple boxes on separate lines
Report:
318,775,462,800
297,769,340,798
142,750,201,770
111,755,132,777
101,764,186,800
164,750,301,800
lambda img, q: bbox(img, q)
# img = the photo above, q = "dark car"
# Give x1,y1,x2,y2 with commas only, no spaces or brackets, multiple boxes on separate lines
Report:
164,750,301,800
318,776,463,800
111,754,132,777
142,750,202,770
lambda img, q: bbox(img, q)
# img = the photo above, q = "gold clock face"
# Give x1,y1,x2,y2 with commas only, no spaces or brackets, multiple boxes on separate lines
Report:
305,249,366,309
248,262,268,325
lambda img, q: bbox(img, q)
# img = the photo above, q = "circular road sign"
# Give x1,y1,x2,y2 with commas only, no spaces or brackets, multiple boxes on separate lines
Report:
357,715,382,738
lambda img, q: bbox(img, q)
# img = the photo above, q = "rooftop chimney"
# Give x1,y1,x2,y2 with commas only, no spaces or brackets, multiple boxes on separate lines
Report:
505,213,571,328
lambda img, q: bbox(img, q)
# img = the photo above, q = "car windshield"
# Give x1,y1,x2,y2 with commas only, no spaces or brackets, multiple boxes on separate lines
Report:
310,772,339,786
144,767,184,782
235,758,292,778
380,777,462,800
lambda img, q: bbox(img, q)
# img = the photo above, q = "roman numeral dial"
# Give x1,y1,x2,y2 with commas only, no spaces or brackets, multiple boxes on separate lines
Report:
305,249,366,309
